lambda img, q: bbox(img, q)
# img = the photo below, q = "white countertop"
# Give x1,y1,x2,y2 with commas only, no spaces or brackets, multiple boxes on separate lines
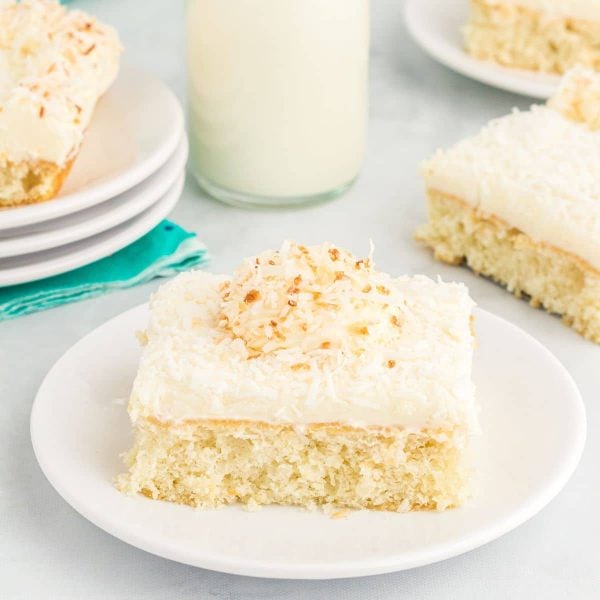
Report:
1,0,598,598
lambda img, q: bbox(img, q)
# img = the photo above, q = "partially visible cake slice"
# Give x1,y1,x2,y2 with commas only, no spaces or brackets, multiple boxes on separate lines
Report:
464,0,600,74
417,68,600,343
0,0,121,208
118,242,479,512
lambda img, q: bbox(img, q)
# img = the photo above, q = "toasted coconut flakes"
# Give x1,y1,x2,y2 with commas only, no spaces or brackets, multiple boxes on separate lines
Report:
219,241,419,356
291,363,311,371
349,324,369,336
244,290,260,303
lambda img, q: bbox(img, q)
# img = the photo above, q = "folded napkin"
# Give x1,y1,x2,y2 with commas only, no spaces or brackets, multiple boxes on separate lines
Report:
0,220,209,321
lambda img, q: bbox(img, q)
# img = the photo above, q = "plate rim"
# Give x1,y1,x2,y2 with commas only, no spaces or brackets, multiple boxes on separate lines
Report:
0,65,184,231
29,305,587,579
0,171,185,287
404,0,561,99
0,134,188,258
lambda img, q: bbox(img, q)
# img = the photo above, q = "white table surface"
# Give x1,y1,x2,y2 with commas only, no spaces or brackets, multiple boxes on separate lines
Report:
1,1,598,598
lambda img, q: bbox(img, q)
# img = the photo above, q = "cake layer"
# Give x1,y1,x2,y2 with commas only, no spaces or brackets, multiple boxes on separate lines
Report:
118,418,472,511
0,0,121,169
464,0,600,74
422,103,600,271
416,190,600,343
129,244,477,430
479,0,600,21
0,157,73,207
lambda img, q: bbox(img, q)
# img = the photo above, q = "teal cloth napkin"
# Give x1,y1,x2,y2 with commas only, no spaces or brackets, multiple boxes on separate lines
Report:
0,220,209,321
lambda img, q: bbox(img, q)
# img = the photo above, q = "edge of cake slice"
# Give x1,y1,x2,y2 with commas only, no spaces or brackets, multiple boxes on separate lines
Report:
0,0,122,208
117,242,479,512
417,68,600,343
464,0,600,74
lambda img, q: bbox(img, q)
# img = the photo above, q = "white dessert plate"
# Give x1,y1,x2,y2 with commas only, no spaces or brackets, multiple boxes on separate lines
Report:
30,306,586,579
405,0,561,99
0,65,184,231
0,135,188,258
0,173,184,287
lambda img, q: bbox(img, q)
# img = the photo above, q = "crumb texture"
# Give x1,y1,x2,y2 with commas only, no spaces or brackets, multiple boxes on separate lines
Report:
117,419,472,512
0,158,72,207
464,0,600,74
417,190,600,343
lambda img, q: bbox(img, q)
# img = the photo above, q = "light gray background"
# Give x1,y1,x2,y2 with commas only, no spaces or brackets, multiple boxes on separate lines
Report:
1,0,598,598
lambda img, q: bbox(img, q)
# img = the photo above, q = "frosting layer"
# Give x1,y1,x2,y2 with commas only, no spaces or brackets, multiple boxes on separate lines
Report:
0,0,122,166
129,244,477,429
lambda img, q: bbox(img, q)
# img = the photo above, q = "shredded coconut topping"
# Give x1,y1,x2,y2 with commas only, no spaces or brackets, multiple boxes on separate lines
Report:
549,67,600,130
219,241,407,356
0,0,122,165
129,246,477,429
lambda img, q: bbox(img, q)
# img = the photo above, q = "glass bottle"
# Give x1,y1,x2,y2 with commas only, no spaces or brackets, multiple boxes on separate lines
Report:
186,0,369,208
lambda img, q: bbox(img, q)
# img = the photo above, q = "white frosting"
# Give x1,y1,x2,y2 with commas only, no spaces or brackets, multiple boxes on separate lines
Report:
549,67,600,129
485,0,600,21
423,104,600,270
129,245,477,430
0,0,121,167
220,241,421,356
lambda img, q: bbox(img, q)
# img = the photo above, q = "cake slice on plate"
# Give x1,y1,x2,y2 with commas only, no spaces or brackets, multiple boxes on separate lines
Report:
417,68,600,343
464,0,600,74
118,242,479,512
0,0,121,208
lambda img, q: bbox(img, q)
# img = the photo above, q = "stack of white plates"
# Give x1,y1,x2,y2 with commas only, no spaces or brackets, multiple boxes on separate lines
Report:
0,66,187,287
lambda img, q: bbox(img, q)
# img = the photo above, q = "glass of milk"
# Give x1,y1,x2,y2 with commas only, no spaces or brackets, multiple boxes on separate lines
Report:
186,0,369,208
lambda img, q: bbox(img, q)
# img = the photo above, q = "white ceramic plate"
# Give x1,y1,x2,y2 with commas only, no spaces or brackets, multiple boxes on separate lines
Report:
405,0,561,99
0,135,188,258
30,306,586,579
0,65,184,231
0,173,184,287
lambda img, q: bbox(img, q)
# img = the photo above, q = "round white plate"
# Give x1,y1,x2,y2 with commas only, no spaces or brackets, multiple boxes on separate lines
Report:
0,65,184,231
30,306,586,579
0,173,184,287
0,135,188,258
405,0,561,99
